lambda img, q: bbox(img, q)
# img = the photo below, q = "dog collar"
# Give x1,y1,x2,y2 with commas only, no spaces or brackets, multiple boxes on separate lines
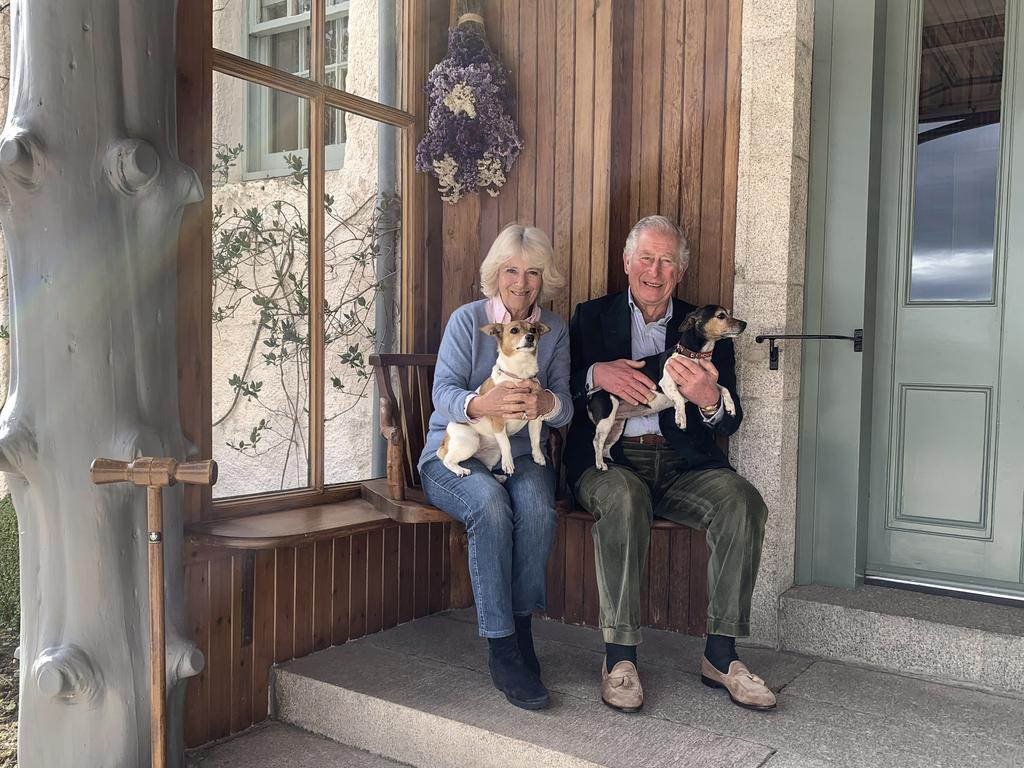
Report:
674,344,713,360
497,366,529,380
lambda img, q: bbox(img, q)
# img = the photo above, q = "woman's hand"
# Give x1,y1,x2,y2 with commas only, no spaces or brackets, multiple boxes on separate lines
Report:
467,380,555,420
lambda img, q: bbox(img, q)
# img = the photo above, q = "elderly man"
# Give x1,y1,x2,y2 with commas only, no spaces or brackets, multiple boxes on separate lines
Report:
566,215,774,712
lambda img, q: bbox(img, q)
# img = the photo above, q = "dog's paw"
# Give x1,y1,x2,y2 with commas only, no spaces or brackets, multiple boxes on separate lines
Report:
448,464,471,477
674,412,688,430
501,460,516,475
532,452,547,466
595,459,608,471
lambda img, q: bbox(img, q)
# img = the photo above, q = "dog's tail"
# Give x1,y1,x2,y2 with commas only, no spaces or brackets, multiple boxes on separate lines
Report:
437,432,450,459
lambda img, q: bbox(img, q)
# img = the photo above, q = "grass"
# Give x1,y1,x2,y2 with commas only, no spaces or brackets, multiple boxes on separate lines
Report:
0,495,18,766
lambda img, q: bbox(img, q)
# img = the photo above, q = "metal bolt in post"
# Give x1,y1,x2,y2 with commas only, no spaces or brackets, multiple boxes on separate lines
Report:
90,457,218,768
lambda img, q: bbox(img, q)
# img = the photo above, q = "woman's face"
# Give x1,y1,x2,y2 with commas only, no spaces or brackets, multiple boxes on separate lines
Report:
497,252,543,319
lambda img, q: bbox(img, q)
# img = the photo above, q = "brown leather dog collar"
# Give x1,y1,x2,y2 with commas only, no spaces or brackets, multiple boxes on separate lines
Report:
674,345,713,360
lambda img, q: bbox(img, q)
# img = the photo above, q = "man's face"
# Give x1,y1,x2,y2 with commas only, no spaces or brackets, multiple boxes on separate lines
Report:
623,230,684,309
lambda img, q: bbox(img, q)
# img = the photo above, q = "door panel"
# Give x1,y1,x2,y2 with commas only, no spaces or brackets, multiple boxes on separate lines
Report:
868,0,1024,594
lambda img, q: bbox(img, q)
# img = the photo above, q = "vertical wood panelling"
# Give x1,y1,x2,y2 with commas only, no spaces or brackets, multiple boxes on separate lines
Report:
366,528,385,635
720,0,743,305
349,532,368,638
208,558,233,740
608,0,636,296
398,525,415,622
428,522,446,614
680,0,707,301
563,516,586,624
552,1,576,320
184,562,209,747
660,0,685,219
648,529,671,629
251,549,275,724
499,1,521,228
478,1,504,252
517,0,538,228
413,523,431,618
293,544,315,657
273,547,295,663
229,554,253,734
534,0,556,249
638,0,665,217
570,0,596,311
589,0,613,300
383,525,401,629
312,540,333,651
332,535,352,645
545,513,566,621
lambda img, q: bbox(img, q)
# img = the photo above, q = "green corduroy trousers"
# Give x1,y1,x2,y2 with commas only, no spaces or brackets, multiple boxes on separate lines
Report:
574,443,768,645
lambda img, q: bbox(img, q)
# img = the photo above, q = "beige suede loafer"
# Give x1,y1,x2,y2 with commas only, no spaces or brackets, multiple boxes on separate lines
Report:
601,658,644,713
700,657,777,711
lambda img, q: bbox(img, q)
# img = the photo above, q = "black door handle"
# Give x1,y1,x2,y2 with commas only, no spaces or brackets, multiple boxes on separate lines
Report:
754,330,863,370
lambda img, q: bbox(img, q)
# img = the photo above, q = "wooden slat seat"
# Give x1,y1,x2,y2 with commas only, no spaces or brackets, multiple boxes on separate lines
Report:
184,498,394,550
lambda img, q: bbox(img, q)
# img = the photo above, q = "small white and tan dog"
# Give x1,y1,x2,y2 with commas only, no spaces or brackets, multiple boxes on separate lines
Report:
438,320,551,477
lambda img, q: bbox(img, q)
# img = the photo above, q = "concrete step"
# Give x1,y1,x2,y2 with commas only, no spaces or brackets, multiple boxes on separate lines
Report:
780,584,1024,694
187,721,410,768
271,610,1024,768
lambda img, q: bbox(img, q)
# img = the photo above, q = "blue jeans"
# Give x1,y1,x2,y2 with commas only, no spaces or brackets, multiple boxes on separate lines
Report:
420,455,557,638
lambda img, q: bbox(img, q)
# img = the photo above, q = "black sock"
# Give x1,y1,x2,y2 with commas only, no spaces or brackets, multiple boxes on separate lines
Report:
605,642,638,673
704,633,738,674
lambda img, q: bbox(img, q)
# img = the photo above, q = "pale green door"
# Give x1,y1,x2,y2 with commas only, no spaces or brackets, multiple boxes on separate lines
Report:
867,0,1024,597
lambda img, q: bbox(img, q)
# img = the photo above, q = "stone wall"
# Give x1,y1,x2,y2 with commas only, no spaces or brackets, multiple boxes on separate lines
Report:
731,0,813,647
0,8,10,498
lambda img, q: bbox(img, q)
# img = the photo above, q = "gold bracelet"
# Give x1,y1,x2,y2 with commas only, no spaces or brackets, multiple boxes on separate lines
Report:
699,400,720,417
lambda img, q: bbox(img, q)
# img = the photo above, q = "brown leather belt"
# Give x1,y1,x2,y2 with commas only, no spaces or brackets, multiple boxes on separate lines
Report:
621,434,668,446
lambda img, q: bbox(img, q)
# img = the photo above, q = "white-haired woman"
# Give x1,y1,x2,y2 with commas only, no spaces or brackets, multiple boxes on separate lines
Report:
418,223,572,710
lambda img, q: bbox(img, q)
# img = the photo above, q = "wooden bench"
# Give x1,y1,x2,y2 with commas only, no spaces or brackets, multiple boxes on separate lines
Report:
368,353,709,634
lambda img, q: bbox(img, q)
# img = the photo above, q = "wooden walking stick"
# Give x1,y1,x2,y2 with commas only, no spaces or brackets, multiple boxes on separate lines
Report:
90,457,218,768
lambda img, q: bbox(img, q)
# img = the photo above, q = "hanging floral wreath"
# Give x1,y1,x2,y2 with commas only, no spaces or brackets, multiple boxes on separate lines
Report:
415,18,523,205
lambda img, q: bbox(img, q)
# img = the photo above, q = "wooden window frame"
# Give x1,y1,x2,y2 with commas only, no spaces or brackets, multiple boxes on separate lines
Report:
178,0,428,522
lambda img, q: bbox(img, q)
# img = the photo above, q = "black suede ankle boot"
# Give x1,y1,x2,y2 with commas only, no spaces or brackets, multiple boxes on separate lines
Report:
487,635,549,710
514,614,541,677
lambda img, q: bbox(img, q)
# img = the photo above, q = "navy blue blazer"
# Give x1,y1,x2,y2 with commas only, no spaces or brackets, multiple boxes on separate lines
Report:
565,291,742,489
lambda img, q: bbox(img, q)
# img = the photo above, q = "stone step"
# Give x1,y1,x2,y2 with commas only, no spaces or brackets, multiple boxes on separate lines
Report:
272,610,1024,768
187,721,410,767
780,584,1024,694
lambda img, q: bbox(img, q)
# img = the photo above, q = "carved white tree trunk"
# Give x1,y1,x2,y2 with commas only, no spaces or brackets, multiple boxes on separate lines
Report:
0,1,203,766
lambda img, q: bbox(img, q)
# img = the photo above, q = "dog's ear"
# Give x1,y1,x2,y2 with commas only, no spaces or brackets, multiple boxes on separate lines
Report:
480,323,503,337
534,322,551,336
680,311,699,332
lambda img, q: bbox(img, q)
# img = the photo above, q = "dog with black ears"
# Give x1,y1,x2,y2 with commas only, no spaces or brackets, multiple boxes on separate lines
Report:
586,304,747,470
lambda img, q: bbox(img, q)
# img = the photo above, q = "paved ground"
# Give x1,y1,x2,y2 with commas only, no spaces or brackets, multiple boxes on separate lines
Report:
195,609,1024,768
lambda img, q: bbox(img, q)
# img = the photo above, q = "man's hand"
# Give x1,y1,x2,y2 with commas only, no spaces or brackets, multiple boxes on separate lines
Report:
592,359,656,406
664,356,720,409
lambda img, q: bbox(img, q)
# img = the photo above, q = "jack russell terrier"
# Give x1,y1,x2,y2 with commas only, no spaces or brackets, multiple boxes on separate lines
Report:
438,320,551,477
587,305,747,470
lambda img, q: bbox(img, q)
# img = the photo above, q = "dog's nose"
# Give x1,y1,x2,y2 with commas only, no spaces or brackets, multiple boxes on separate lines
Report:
525,334,535,343
738,321,747,331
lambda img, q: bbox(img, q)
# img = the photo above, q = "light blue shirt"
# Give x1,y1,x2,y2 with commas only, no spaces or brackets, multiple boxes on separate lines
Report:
586,292,722,436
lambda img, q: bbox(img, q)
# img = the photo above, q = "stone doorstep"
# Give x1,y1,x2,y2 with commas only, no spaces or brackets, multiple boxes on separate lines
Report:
780,584,1024,695
267,611,1024,768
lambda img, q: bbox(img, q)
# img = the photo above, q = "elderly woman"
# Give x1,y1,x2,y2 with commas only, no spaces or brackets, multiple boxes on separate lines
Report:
418,223,572,711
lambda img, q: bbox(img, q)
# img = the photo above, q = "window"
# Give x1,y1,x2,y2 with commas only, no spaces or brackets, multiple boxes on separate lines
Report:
208,0,410,514
247,0,349,175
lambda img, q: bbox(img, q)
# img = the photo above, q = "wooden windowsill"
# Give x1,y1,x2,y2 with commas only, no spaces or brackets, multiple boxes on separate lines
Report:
184,497,396,551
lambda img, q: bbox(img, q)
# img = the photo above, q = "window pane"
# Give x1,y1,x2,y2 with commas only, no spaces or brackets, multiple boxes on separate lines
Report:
909,0,1004,302
324,109,402,485
326,1,401,107
212,73,312,498
214,0,311,78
